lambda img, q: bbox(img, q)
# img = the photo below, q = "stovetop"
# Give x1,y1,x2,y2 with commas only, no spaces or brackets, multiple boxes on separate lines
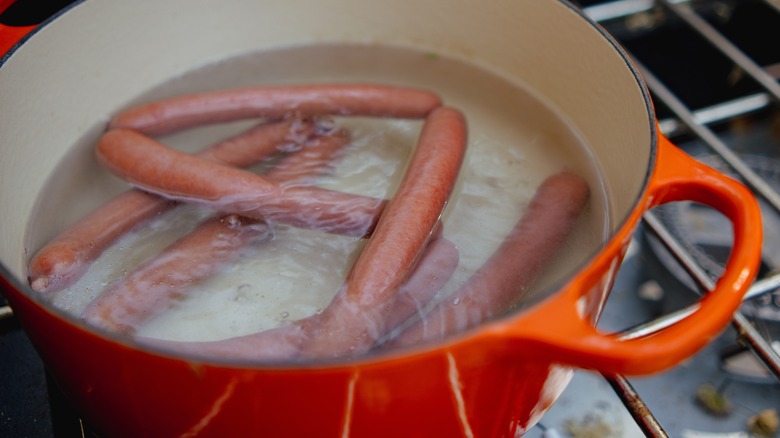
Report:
2,0,779,437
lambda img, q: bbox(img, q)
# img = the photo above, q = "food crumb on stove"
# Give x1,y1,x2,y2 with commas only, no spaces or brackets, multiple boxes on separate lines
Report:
747,409,779,437
695,383,732,416
564,415,617,438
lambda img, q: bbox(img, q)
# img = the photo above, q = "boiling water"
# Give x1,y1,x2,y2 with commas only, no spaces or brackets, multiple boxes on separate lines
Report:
26,44,610,351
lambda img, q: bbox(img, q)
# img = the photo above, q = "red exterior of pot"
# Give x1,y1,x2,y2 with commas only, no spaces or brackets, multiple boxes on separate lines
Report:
2,136,761,436
4,274,575,437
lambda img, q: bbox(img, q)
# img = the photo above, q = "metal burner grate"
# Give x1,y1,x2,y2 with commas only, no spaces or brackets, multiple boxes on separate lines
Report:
573,0,780,436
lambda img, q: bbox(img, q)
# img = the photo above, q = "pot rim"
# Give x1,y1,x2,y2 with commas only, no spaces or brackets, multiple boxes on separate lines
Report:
0,0,659,370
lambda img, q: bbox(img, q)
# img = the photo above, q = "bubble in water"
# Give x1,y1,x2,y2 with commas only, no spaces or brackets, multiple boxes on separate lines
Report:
277,141,303,153
232,283,252,301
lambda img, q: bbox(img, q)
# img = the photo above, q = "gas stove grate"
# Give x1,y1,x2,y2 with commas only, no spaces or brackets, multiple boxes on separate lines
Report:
579,0,780,436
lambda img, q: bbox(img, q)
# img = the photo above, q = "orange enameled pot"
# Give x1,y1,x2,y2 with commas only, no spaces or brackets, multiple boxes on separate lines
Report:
0,0,763,436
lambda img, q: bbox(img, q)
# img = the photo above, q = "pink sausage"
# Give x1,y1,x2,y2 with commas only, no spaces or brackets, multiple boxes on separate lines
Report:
196,117,316,167
380,236,460,334
137,322,311,363
109,83,443,136
95,129,387,237
80,129,353,333
298,106,468,359
134,235,460,362
386,171,590,348
263,127,350,185
81,215,271,333
28,118,316,293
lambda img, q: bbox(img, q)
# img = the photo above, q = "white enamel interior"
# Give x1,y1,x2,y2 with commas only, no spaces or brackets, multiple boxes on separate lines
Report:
0,0,653,302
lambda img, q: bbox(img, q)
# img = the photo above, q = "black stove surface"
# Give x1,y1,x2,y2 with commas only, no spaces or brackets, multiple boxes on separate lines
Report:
0,311,54,437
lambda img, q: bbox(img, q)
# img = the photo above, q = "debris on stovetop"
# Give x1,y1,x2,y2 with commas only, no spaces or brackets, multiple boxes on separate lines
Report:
696,383,733,417
748,409,779,438
563,414,620,438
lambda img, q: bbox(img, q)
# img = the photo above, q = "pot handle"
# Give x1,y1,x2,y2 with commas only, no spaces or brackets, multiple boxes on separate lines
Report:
494,134,763,376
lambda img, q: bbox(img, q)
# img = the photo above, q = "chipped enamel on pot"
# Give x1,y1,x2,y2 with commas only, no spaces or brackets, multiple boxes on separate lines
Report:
0,0,762,437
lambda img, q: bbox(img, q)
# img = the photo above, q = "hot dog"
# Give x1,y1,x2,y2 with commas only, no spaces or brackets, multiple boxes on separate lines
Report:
109,83,442,136
95,129,387,237
81,215,272,333
262,126,350,185
81,129,353,332
385,171,590,348
28,118,316,293
134,235,460,362
108,103,466,358
138,321,311,363
380,236,460,333
298,106,467,359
